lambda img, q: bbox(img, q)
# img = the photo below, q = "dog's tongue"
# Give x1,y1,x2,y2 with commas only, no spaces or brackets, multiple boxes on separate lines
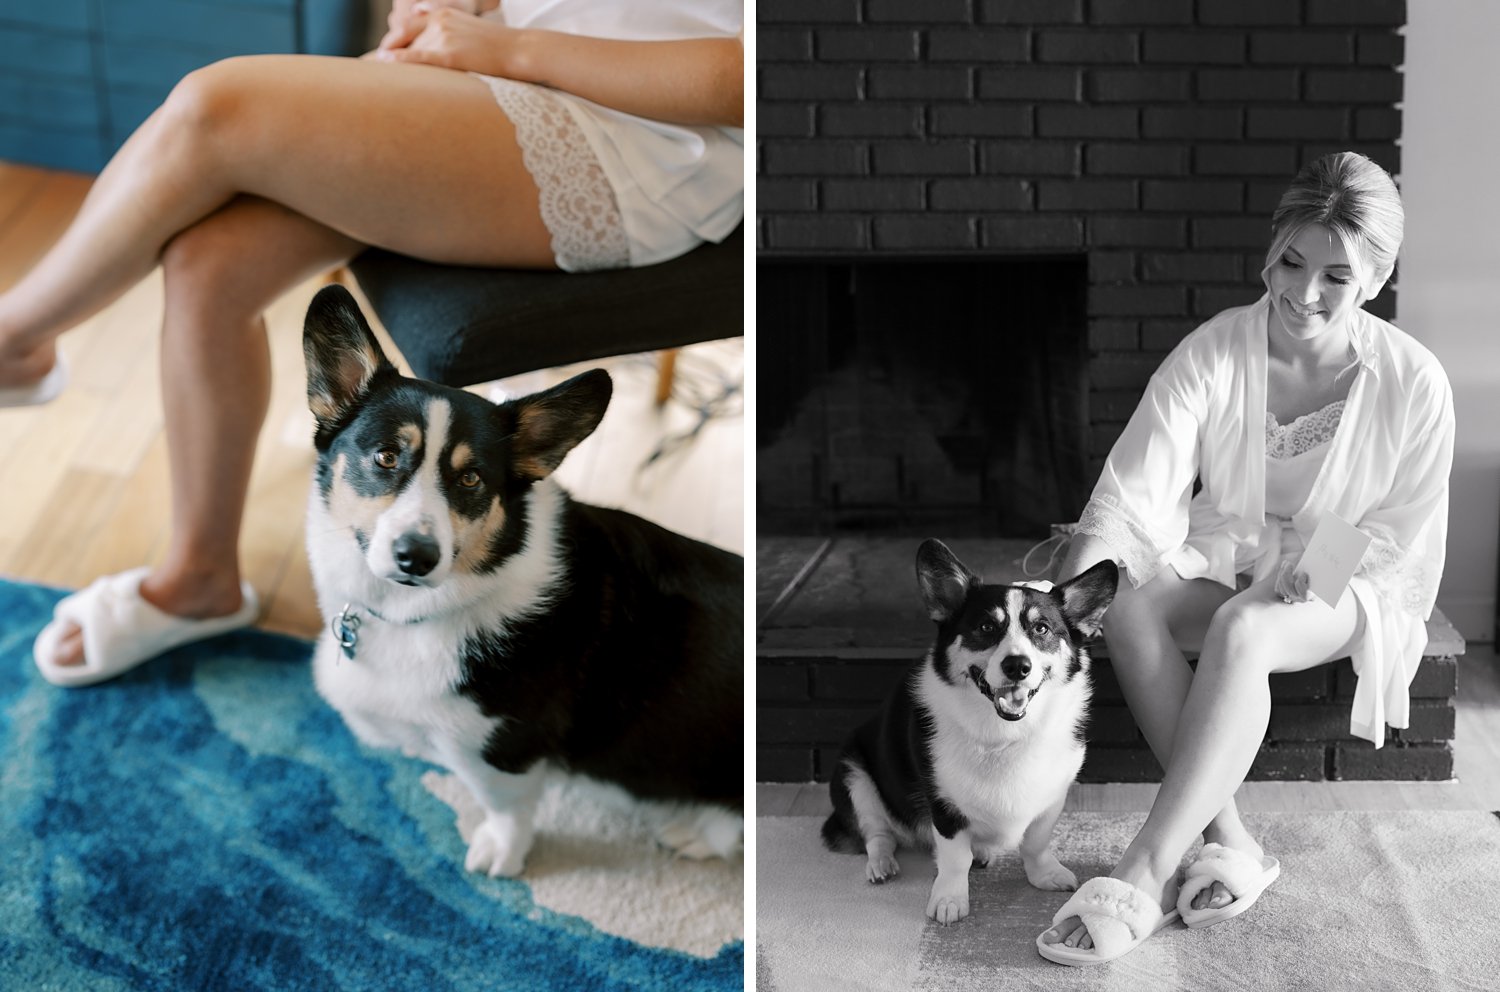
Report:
996,686,1029,718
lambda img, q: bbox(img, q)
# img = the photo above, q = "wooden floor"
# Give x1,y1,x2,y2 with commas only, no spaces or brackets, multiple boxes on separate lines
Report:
0,161,743,641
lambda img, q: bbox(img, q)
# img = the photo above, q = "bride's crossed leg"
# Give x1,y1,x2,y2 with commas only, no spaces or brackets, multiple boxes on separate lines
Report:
0,55,558,666
1043,566,1364,950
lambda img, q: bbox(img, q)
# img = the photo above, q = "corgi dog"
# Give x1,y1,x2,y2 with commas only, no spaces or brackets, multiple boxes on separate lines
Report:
821,540,1116,924
301,284,743,877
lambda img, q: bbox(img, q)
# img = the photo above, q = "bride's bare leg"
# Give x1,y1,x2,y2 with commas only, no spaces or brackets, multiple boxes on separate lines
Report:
50,197,360,665
0,54,554,386
1046,579,1362,950
34,54,558,664
1098,574,1265,899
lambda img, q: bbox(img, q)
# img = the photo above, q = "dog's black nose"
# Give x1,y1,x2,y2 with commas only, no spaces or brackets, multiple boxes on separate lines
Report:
1000,655,1031,681
393,533,441,576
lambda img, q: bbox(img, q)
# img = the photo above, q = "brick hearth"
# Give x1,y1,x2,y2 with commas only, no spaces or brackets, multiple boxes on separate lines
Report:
757,537,1463,784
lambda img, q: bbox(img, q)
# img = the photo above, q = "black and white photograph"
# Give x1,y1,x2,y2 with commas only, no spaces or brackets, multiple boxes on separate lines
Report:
755,2,1500,989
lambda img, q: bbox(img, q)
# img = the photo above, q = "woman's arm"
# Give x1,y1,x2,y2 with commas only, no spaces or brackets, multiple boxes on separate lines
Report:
1350,365,1455,616
378,10,744,128
1055,532,1118,585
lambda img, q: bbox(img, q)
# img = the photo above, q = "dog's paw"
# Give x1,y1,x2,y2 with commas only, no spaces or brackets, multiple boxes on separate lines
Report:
925,879,970,925
656,808,743,861
866,852,900,884
465,815,533,878
1023,855,1078,892
657,820,718,860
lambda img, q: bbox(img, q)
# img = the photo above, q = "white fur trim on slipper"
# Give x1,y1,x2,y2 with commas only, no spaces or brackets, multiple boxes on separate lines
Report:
1177,843,1281,928
1036,876,1179,966
33,567,260,688
0,354,68,408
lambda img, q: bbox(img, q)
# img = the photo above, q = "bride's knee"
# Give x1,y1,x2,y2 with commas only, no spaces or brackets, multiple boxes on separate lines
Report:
158,56,264,147
1200,600,1277,675
161,217,240,291
159,207,280,314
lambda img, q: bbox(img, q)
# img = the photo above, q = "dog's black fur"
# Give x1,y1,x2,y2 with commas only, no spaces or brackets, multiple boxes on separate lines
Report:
817,541,1116,922
304,285,743,859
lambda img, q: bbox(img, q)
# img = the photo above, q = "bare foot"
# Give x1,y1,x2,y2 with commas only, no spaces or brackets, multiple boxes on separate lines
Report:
1040,865,1177,952
48,569,246,667
0,336,58,389
1191,825,1266,911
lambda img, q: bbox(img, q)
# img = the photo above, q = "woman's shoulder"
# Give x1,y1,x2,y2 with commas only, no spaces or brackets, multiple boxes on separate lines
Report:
1354,308,1452,394
1161,295,1263,368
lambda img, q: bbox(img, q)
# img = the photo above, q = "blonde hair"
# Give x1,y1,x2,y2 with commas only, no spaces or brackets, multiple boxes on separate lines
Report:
1263,152,1404,297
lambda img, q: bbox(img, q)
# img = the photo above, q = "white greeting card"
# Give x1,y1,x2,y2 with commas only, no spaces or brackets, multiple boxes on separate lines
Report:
1295,512,1372,607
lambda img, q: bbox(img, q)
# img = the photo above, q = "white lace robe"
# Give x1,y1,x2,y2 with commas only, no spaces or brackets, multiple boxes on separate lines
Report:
1078,295,1455,746
485,0,744,266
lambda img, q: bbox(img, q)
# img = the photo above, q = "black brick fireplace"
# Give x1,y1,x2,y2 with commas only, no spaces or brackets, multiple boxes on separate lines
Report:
758,256,1090,535
754,1,1461,785
757,0,1403,481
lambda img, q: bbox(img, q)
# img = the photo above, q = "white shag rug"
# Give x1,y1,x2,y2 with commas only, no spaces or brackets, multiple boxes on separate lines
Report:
758,809,1500,992
423,771,743,958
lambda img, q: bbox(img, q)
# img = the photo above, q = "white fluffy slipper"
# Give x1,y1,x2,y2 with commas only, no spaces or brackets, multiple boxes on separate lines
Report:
1036,876,1180,966
0,354,68,408
33,567,260,688
1177,842,1281,928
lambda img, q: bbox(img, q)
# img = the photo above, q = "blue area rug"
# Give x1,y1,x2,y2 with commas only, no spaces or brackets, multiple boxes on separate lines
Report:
0,579,743,991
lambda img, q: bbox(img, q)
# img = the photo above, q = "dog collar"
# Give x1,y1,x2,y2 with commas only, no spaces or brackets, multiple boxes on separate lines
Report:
331,601,437,661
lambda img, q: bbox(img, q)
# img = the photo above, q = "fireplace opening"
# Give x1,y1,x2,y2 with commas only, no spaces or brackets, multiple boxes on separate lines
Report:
758,257,1091,537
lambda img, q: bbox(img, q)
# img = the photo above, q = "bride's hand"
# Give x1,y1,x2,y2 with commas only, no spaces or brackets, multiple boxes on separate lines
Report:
375,7,520,77
1274,561,1313,604
378,0,486,54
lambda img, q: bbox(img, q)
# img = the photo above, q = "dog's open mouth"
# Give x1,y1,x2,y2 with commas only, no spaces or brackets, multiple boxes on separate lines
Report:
994,684,1036,721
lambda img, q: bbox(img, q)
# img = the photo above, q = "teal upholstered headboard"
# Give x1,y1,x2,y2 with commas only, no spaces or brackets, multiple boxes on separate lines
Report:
0,0,368,173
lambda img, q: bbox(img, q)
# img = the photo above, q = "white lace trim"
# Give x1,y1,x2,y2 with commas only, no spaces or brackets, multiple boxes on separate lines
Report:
1359,525,1438,617
1076,497,1162,588
1265,400,1345,459
478,76,631,272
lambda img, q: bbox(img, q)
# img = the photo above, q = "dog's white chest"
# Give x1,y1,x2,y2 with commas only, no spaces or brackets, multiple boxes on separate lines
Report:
930,731,1080,842
302,480,565,769
312,616,496,765
921,669,1086,850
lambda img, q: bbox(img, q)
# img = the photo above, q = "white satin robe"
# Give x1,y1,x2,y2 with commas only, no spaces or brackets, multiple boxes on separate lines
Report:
1077,295,1455,747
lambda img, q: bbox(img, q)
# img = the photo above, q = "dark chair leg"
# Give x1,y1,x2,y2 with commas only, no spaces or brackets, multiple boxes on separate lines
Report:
655,349,679,407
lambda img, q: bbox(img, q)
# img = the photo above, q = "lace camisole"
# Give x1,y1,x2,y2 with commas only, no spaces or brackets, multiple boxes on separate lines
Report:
1166,398,1346,585
1265,399,1344,512
1256,398,1346,567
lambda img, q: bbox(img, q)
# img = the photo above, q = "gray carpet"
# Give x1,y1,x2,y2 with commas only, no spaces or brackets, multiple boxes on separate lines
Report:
757,810,1500,992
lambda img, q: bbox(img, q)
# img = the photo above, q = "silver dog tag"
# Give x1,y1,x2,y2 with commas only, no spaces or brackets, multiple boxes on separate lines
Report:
333,603,361,661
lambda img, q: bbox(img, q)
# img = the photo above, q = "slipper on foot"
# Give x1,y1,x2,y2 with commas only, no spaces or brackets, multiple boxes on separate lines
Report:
1036,876,1179,966
33,567,260,688
0,354,68,408
1177,843,1281,928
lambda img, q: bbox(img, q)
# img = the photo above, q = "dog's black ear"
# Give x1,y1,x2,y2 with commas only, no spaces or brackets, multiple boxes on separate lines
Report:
916,539,974,623
304,284,392,428
506,369,613,481
1053,559,1119,639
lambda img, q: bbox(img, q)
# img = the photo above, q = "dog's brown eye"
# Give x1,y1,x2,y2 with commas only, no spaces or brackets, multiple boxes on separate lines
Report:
979,621,996,635
458,469,482,489
374,448,399,469
1033,622,1050,637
